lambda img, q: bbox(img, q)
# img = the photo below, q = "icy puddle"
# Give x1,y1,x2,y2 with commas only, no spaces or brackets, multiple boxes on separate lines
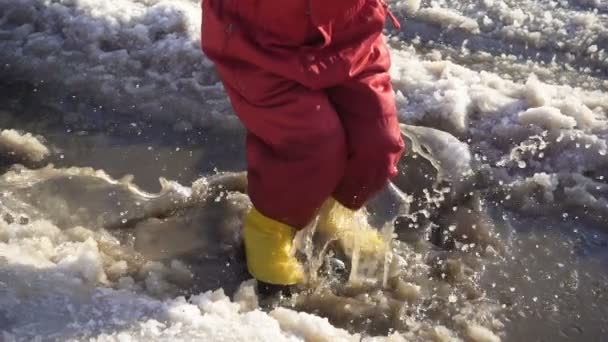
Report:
1,99,607,341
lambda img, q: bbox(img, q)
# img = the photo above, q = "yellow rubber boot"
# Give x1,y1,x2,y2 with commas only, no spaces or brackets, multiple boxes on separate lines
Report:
243,207,304,285
317,198,387,256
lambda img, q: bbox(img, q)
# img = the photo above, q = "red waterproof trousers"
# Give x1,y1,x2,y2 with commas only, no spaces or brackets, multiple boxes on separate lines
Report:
202,0,404,228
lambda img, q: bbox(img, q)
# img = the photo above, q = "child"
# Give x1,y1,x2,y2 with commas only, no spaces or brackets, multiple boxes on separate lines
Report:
201,0,404,286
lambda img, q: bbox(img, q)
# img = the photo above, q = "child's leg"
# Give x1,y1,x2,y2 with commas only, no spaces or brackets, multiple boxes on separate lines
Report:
218,65,348,285
219,66,347,229
327,36,404,209
202,0,346,229
314,36,402,257
202,0,351,285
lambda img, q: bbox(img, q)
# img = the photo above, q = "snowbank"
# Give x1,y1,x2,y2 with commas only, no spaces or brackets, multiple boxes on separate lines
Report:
390,45,608,223
0,0,235,130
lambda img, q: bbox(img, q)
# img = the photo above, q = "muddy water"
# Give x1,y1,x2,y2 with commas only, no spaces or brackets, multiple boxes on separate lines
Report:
2,82,607,341
0,80,246,191
481,213,608,341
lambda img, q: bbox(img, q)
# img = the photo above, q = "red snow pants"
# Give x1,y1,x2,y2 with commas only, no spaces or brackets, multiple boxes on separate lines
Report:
202,0,404,228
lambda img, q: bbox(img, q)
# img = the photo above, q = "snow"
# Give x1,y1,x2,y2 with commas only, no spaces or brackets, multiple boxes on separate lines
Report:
270,308,360,341
389,44,608,224
0,213,362,341
1,0,608,340
0,0,234,130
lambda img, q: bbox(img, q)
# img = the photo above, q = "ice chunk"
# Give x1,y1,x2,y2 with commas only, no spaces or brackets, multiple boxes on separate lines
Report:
466,324,501,342
519,106,577,130
0,129,50,163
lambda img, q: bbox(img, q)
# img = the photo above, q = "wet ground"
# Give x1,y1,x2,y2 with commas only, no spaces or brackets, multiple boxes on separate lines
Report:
2,77,607,341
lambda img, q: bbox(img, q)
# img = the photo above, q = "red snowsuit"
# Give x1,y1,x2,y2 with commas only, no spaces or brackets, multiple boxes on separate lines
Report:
202,0,404,228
